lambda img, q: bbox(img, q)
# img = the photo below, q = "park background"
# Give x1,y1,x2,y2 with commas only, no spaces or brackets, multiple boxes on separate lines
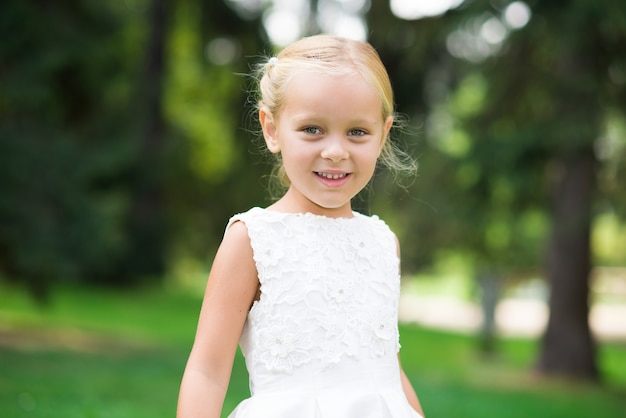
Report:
1,0,625,417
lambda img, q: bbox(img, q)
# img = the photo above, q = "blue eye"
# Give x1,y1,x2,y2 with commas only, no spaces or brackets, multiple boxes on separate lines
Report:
349,129,366,137
303,126,321,135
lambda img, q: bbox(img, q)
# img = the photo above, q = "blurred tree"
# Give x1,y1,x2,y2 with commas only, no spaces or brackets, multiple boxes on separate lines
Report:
161,0,269,274
449,0,626,380
0,0,267,295
525,0,626,380
0,0,140,299
115,0,170,283
368,0,626,380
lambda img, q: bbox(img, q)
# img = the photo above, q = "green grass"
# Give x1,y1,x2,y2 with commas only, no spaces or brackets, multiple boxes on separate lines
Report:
399,327,626,417
0,284,625,417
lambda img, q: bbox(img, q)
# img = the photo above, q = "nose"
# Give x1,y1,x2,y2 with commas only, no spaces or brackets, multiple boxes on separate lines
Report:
320,137,349,163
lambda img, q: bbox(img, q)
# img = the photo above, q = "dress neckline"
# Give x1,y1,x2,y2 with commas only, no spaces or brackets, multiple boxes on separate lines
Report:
252,206,362,221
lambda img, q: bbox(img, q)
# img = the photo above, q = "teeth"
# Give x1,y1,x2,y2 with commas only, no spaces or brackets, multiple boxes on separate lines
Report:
318,172,347,180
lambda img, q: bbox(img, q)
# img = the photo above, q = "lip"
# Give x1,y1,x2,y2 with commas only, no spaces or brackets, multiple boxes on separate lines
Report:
314,171,351,188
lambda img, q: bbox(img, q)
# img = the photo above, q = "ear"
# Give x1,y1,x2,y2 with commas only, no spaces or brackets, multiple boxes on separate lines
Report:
380,115,394,152
259,108,280,154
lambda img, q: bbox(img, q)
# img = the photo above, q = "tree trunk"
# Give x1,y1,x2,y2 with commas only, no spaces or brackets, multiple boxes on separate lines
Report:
478,271,499,356
121,0,169,282
537,149,599,380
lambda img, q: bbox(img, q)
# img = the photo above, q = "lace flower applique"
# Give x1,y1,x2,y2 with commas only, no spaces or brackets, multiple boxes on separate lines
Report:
358,306,399,358
318,311,358,367
256,319,312,373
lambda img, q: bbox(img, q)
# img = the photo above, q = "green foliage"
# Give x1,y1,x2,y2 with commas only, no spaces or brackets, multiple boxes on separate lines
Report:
0,0,268,293
2,0,625,320
366,0,626,277
164,0,238,181
0,1,141,296
160,0,270,276
593,213,626,266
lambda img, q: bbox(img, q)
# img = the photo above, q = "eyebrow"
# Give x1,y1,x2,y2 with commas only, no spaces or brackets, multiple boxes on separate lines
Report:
289,113,380,126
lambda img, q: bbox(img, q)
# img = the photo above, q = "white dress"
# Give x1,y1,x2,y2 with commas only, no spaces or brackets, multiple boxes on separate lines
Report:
226,207,422,418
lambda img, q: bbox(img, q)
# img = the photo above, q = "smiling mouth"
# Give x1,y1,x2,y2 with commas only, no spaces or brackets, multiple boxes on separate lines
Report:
315,172,349,180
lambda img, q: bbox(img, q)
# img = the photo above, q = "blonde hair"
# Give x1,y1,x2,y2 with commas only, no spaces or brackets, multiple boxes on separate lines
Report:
254,34,416,189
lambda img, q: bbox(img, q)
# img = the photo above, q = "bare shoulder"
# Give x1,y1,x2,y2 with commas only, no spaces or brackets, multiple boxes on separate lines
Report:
214,218,256,273
208,219,257,301
393,233,401,257
195,219,258,335
223,218,251,248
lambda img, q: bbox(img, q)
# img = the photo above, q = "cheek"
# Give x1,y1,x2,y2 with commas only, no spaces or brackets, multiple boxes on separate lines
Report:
280,145,314,172
356,144,383,166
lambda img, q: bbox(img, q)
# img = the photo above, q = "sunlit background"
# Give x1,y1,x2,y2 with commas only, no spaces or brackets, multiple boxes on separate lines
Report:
222,0,530,57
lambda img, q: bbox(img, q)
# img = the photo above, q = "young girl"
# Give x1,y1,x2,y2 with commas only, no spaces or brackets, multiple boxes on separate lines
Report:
177,34,425,418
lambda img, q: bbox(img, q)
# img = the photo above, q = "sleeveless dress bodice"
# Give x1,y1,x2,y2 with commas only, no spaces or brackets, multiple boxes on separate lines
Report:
226,207,422,418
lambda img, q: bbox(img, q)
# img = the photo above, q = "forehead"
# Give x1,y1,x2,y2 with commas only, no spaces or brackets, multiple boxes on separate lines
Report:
280,70,384,120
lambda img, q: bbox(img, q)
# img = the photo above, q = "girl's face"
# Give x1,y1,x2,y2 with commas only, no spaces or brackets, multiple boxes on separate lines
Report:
260,71,393,218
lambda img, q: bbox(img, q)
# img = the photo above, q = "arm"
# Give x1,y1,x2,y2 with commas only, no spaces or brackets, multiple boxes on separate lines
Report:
399,358,425,417
394,234,425,417
177,221,259,418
